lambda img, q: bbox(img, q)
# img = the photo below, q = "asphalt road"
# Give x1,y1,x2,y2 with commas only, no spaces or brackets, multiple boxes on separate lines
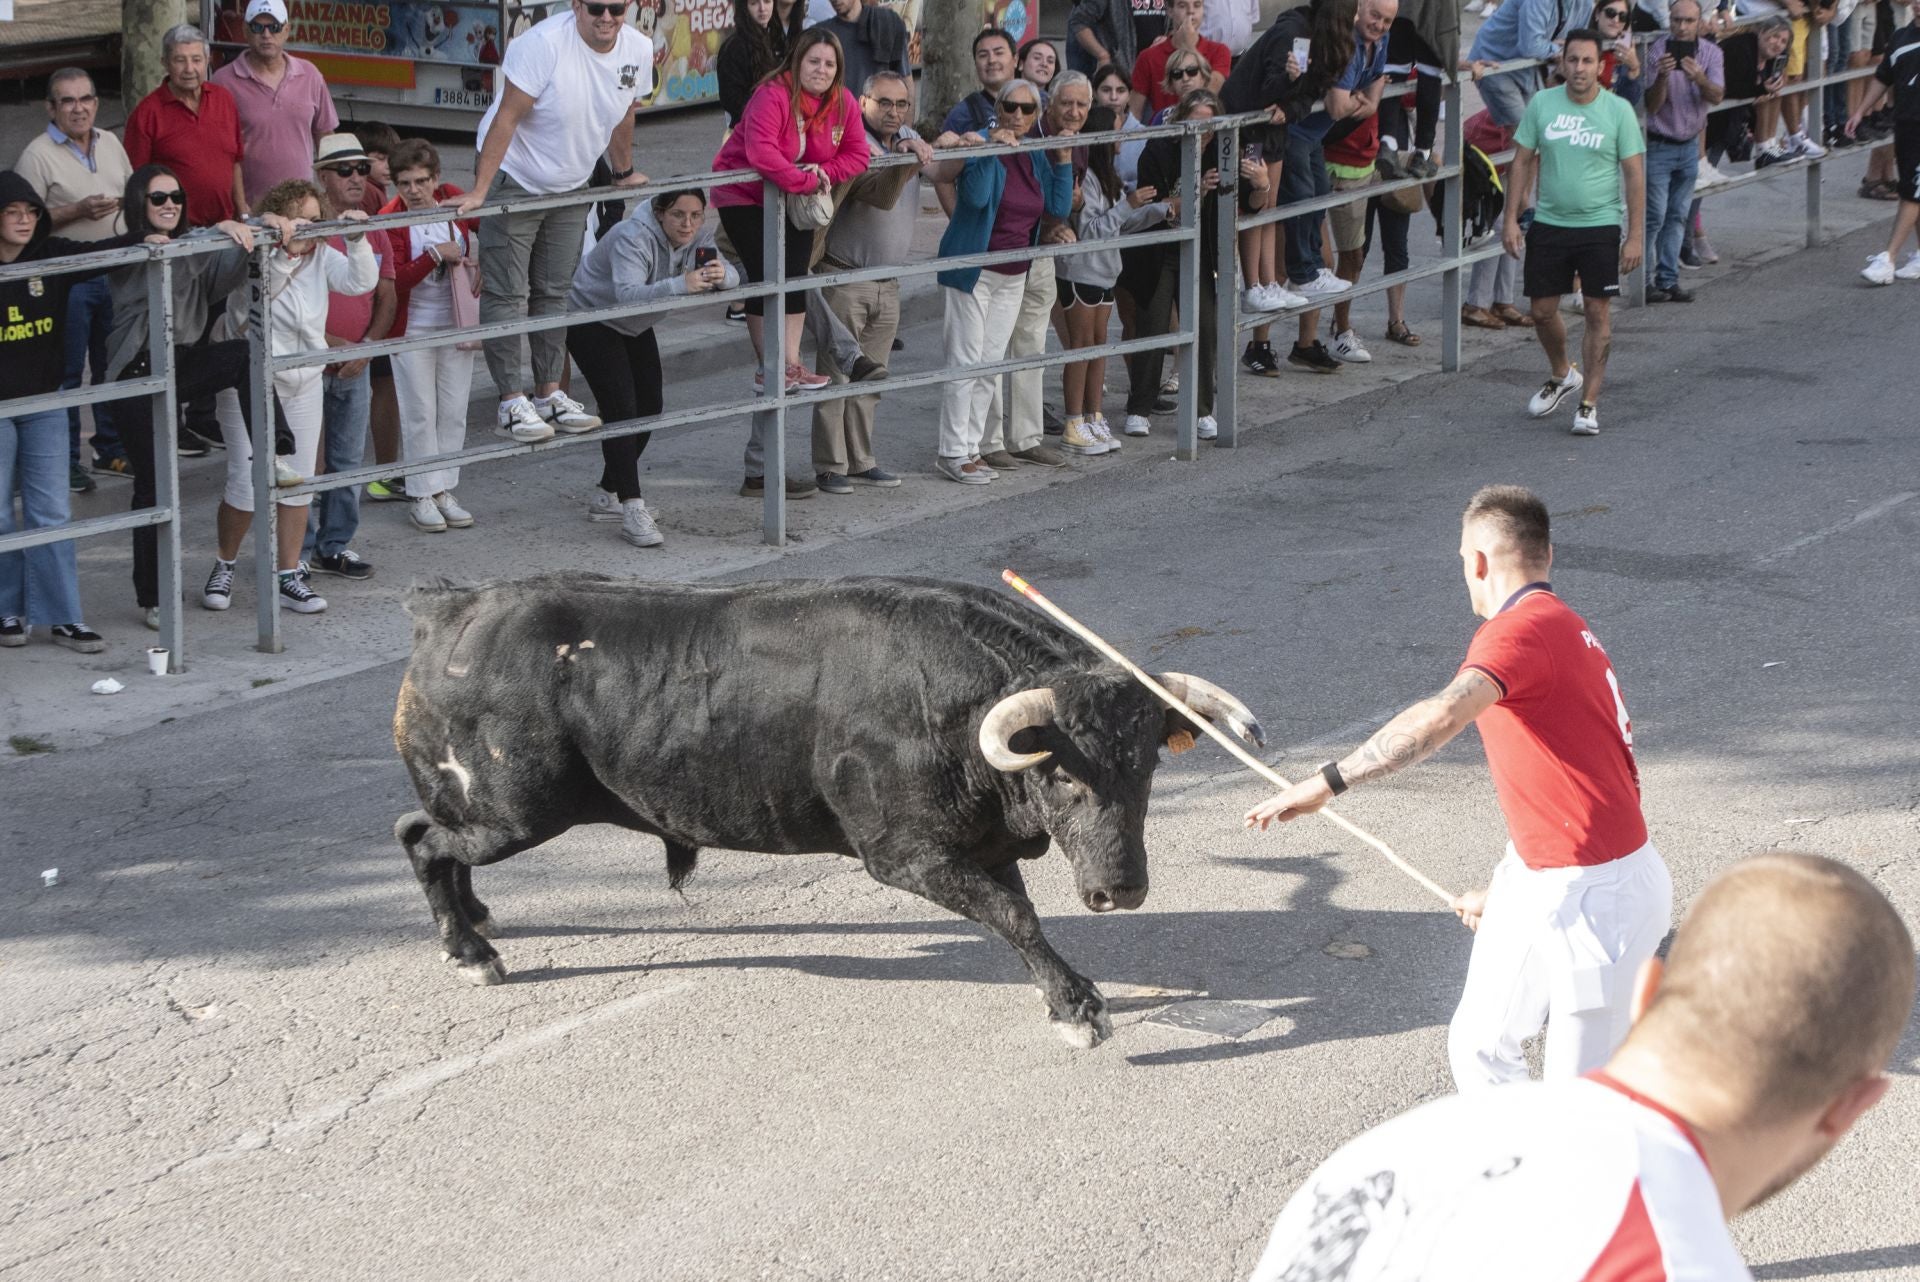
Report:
3,221,1917,1281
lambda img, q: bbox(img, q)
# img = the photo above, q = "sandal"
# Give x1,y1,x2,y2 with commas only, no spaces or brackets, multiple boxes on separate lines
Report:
1859,179,1900,201
1491,303,1536,328
1386,320,1422,346
1460,305,1506,330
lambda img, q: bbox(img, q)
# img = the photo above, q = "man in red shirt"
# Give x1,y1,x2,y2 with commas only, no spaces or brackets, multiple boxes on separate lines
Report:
123,23,246,226
1129,0,1230,120
1247,484,1673,1090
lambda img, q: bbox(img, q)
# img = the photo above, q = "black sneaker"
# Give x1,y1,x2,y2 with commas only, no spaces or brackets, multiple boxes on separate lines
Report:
50,623,106,653
848,356,889,383
1241,341,1280,377
70,463,96,494
93,454,132,477
0,616,24,647
816,472,853,495
891,337,904,352
308,549,375,579
176,427,212,458
738,475,817,500
1649,284,1695,303
1042,402,1066,435
277,572,328,614
1152,395,1179,413
1288,341,1341,373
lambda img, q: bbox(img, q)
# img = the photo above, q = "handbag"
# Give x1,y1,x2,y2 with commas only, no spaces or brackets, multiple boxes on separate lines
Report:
785,106,838,230
448,230,483,351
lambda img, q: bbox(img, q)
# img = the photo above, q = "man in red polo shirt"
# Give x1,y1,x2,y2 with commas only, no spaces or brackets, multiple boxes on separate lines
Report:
1246,484,1673,1090
1129,0,1230,120
124,22,245,225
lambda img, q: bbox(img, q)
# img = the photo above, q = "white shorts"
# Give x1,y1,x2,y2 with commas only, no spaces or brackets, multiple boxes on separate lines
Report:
1448,839,1673,1091
214,368,323,512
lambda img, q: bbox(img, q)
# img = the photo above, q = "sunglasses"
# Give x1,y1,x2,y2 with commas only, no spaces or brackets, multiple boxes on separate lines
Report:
1599,7,1627,16
583,2,628,14
325,162,374,177
248,19,284,33
999,100,1038,115
1170,65,1206,79
146,189,188,207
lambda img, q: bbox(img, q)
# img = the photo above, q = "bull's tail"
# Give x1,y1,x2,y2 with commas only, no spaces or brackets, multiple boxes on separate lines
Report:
664,840,700,891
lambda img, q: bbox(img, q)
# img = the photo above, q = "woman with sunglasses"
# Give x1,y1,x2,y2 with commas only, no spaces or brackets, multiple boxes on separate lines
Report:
929,78,1074,484
101,165,294,632
1591,1,1645,96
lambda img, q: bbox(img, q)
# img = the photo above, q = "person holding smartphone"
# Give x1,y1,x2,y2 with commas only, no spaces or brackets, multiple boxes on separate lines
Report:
565,188,738,548
1640,0,1723,301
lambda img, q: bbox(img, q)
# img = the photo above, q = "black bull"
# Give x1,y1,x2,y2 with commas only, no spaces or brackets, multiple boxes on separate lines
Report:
393,575,1263,1048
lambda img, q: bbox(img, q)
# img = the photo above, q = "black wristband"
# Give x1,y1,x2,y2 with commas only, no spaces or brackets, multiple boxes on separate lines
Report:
1320,760,1349,796
609,167,634,182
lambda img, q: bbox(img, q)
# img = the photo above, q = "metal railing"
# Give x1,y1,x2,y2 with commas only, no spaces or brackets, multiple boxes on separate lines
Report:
0,23,1890,663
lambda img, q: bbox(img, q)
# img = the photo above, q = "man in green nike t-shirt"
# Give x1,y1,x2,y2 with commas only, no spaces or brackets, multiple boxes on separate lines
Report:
1503,29,1646,438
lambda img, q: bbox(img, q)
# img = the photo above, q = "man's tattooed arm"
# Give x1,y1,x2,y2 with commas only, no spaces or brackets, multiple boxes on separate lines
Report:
1337,669,1502,788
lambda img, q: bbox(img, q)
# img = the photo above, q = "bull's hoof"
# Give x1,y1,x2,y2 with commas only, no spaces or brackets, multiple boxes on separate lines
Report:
1049,992,1112,1050
455,956,508,987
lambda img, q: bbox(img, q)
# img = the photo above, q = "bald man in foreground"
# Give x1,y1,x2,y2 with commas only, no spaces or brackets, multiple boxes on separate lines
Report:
1247,852,1916,1280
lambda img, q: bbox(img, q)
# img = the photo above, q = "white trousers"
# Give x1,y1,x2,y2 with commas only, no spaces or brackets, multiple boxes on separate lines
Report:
982,259,1055,455
1448,840,1673,1091
391,327,476,498
938,270,1028,460
214,369,323,512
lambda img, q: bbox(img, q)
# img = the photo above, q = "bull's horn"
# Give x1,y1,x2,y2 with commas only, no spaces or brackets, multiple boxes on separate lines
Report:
978,688,1058,772
1159,674,1267,748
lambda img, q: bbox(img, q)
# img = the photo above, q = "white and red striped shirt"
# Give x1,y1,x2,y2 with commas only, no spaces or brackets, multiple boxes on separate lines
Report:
1248,1076,1749,1282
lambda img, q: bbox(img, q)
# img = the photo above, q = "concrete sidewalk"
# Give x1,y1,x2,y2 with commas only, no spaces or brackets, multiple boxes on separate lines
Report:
1,84,1902,755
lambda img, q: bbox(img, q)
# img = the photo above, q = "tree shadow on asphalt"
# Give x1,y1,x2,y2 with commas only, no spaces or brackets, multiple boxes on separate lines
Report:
512,854,1467,1064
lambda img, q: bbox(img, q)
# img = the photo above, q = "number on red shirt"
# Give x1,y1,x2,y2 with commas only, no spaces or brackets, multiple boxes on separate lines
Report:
1604,667,1633,747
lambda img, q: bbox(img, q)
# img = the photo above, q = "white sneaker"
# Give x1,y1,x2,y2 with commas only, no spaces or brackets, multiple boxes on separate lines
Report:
1197,415,1218,440
1123,415,1151,437
496,397,556,443
1090,414,1121,450
1295,269,1350,298
586,490,622,522
1060,416,1109,456
1242,286,1274,314
1897,251,1920,281
1695,159,1732,189
273,458,304,487
1271,283,1310,308
935,454,992,485
1528,365,1583,417
1570,403,1600,436
433,491,474,528
620,498,664,547
1160,371,1180,395
409,495,448,532
534,390,601,433
1788,132,1827,160
1862,252,1896,285
1329,329,1373,363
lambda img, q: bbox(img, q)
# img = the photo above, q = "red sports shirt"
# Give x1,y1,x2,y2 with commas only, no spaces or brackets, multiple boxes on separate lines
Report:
1459,586,1648,869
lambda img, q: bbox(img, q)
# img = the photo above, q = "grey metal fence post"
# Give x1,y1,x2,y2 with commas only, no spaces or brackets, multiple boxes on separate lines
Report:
1805,35,1826,248
758,179,788,547
145,254,184,671
1174,127,1202,462
1440,77,1465,374
1212,118,1241,449
247,242,283,654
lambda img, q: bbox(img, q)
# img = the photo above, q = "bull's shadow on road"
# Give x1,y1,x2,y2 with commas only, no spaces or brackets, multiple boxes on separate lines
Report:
516,855,1467,1065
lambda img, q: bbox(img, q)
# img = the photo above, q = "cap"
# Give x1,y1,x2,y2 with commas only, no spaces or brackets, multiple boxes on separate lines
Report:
245,0,290,23
314,133,370,167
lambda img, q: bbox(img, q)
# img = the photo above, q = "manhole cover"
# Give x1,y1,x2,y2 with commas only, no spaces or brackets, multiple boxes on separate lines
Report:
1145,999,1276,1040
1324,941,1373,960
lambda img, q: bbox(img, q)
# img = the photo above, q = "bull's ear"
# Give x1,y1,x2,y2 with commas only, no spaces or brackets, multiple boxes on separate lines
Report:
1162,708,1201,755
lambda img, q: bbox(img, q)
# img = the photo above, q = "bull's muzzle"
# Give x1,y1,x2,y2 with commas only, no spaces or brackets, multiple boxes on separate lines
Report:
1084,884,1148,913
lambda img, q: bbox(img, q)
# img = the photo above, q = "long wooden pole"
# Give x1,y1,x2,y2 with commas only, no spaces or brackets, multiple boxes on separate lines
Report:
1001,569,1456,907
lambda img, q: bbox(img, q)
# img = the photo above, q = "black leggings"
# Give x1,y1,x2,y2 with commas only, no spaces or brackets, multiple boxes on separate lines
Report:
566,321,661,502
116,340,283,609
717,202,811,316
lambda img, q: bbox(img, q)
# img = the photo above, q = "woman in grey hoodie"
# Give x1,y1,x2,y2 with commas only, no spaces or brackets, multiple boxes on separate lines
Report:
566,188,738,549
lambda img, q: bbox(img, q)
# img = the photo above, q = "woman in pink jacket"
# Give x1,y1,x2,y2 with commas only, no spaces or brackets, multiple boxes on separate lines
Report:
711,29,870,399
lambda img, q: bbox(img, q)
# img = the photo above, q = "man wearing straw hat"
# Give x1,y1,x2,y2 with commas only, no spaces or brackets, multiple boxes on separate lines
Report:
1246,485,1672,1091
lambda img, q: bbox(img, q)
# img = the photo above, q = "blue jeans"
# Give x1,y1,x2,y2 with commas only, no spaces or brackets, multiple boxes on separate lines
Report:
1644,139,1700,289
1824,19,1850,135
1281,130,1332,285
0,410,84,626
303,366,369,561
62,276,120,464
1478,67,1541,129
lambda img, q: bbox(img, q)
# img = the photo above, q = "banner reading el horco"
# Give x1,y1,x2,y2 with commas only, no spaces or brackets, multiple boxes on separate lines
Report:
200,0,1044,119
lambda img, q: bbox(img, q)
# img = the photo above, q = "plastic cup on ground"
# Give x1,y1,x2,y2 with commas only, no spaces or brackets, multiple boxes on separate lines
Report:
146,647,170,676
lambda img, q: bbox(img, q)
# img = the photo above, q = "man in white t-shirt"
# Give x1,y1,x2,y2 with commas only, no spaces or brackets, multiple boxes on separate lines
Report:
450,0,653,442
1246,852,1915,1281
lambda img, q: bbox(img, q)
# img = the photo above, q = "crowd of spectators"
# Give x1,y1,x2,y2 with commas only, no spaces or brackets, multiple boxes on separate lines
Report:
4,0,1915,657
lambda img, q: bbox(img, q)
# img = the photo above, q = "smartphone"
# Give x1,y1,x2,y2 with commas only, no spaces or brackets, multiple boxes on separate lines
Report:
1666,38,1697,63
695,246,718,268
1244,140,1264,165
1763,52,1787,82
1292,37,1311,67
